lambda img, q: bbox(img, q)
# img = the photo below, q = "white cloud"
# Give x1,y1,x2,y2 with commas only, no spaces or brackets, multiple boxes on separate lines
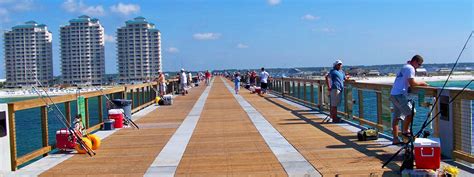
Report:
12,0,34,11
110,3,140,15
237,43,249,49
62,0,105,16
267,0,281,6
104,34,115,43
301,14,320,21
313,28,335,33
193,33,221,40
166,47,179,53
0,0,35,22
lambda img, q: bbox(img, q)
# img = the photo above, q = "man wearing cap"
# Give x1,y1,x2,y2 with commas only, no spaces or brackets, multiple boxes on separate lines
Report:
325,60,349,123
390,55,428,144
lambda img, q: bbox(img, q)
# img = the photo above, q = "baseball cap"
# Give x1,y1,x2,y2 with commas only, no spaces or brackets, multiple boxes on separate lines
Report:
333,60,343,66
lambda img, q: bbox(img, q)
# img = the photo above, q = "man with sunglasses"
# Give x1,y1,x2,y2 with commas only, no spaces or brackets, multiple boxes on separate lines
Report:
390,55,429,144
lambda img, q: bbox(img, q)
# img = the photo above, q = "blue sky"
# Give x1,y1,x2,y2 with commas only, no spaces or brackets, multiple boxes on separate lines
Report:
0,0,472,78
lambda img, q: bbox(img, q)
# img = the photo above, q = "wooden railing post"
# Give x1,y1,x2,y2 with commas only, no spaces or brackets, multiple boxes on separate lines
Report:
8,104,17,171
358,90,364,125
85,98,89,129
130,89,134,109
344,86,353,120
297,82,301,99
376,92,383,132
318,81,323,109
303,82,307,101
65,101,71,125
141,87,145,105
310,82,315,104
40,106,48,157
98,96,103,123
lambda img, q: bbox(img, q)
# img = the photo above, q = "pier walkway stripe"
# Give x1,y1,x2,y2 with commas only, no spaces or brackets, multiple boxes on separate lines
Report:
144,79,214,176
38,81,208,176
234,81,400,176
175,78,286,176
221,77,321,177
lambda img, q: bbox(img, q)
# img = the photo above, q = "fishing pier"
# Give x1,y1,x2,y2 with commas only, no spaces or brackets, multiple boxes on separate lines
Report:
0,77,472,176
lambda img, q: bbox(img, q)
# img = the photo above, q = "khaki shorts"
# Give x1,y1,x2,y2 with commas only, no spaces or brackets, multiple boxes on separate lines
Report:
330,89,342,107
390,94,415,120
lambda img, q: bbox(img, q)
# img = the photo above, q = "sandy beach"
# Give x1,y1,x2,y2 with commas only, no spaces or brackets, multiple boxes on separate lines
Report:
354,74,473,84
0,87,110,98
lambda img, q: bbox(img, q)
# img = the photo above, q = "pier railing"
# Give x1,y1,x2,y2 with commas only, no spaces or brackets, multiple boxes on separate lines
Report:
269,77,473,164
7,79,179,171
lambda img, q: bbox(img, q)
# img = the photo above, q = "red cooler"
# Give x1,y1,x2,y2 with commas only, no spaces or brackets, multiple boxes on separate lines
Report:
108,109,124,128
56,129,76,149
414,138,440,169
255,87,261,94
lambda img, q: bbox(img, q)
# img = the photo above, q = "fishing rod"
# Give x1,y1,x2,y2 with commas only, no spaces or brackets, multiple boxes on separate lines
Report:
92,85,140,129
32,81,96,156
382,31,473,170
418,31,473,135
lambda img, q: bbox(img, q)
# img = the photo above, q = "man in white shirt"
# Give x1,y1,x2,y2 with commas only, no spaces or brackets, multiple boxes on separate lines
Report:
259,67,270,94
180,69,188,95
390,55,428,144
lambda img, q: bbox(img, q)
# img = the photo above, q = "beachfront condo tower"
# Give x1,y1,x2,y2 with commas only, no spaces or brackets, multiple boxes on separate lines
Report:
117,16,162,83
60,15,105,85
3,21,53,88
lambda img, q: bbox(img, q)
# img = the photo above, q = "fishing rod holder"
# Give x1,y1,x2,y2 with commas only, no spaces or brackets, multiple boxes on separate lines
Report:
0,104,12,172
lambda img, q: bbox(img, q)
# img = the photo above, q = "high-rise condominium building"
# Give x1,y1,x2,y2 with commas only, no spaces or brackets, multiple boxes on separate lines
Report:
4,21,53,88
60,15,105,85
117,16,162,83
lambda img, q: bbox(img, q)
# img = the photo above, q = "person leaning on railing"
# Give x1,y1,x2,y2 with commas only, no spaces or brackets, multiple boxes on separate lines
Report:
325,60,350,123
390,55,429,144
158,72,166,96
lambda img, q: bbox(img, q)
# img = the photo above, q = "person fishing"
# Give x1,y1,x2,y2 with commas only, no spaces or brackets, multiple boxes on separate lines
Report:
259,67,270,95
390,55,429,144
325,60,349,123
157,72,166,96
180,69,188,95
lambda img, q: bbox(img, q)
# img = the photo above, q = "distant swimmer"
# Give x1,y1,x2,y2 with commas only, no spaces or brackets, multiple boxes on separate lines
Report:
325,59,350,123
390,55,429,144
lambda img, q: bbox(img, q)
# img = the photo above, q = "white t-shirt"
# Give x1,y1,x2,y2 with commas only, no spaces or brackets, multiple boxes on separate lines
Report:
259,71,269,83
180,72,187,84
391,64,415,95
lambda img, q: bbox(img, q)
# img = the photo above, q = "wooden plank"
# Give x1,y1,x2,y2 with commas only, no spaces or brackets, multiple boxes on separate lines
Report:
40,106,48,157
131,100,155,113
85,123,104,134
8,104,17,171
453,150,474,163
352,116,384,130
16,146,52,166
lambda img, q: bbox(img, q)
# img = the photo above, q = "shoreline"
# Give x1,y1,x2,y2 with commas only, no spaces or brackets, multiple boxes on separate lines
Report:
353,75,472,84
0,86,111,99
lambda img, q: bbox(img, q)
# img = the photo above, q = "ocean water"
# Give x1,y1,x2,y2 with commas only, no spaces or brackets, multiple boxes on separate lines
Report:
0,80,472,163
288,80,473,135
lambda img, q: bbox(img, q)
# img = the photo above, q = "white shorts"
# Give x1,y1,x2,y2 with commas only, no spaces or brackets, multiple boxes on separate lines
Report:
330,89,342,107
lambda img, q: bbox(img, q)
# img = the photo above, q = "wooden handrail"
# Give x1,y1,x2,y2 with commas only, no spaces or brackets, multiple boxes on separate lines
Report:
7,79,180,170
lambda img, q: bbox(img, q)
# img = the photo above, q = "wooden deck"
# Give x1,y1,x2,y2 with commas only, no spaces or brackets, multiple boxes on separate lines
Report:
37,77,402,176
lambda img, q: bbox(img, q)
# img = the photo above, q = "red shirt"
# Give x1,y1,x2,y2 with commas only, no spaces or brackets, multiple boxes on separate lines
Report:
205,72,211,78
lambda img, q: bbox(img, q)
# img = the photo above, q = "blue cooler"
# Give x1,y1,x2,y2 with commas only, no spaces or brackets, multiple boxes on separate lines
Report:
103,119,115,130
